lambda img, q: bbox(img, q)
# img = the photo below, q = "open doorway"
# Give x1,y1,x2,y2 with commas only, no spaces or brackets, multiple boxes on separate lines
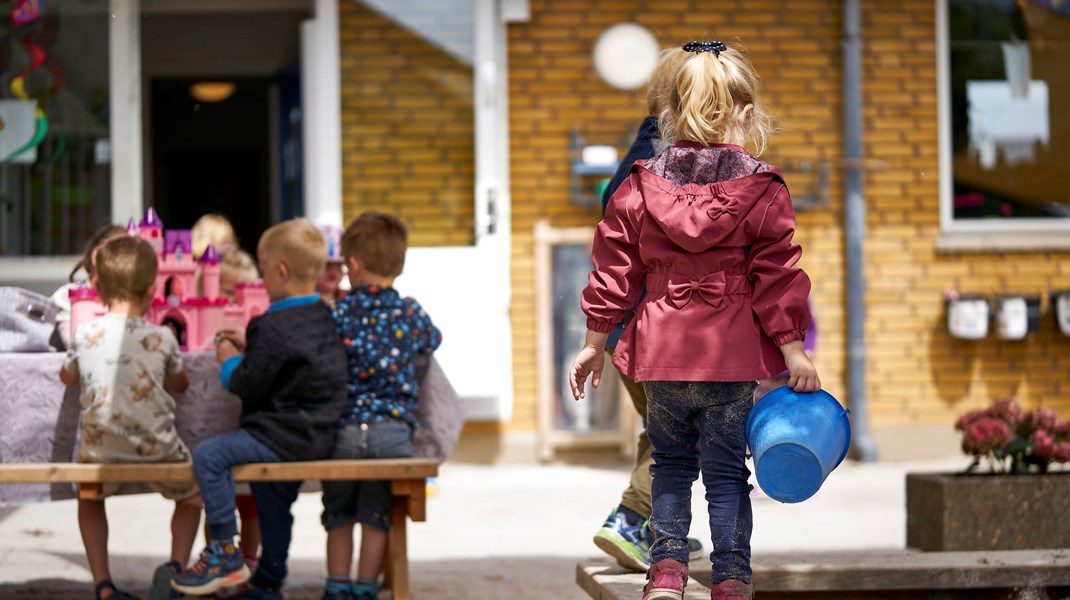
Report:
142,8,306,248
151,77,272,248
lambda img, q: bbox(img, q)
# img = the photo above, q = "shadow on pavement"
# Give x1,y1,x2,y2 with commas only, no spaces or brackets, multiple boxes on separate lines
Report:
0,556,596,600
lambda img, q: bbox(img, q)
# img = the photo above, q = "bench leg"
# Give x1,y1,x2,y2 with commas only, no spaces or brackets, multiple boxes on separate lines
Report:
78,483,104,500
389,492,409,600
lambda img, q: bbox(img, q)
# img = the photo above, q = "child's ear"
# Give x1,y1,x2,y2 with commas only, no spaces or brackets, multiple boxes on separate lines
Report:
276,260,290,282
345,256,362,278
738,103,754,124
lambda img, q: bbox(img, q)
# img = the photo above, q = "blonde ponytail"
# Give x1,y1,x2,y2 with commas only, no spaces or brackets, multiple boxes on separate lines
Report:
660,40,777,155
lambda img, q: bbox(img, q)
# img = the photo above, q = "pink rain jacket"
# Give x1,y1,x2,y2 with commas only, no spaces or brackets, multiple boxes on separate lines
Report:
582,142,812,382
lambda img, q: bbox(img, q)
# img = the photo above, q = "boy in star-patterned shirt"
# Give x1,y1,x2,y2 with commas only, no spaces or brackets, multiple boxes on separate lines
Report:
320,211,442,600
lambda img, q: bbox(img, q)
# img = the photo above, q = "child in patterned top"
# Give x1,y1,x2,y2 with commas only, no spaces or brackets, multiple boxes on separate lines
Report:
59,235,202,600
320,211,442,600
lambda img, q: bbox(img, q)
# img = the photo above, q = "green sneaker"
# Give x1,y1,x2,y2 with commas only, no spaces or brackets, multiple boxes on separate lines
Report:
593,508,651,572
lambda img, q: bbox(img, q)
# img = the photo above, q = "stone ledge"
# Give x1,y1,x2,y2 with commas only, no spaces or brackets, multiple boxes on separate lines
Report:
693,550,1070,591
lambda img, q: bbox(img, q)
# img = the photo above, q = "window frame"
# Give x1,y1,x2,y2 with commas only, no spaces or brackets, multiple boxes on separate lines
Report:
936,0,1070,245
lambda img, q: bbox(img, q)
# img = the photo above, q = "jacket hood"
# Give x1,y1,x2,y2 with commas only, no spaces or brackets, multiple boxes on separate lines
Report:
635,164,784,253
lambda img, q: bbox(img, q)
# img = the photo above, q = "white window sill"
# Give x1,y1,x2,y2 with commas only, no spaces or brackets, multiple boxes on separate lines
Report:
935,232,1070,254
0,256,78,284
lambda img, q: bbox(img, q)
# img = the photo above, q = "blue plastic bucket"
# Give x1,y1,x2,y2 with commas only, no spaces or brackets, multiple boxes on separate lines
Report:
746,386,851,503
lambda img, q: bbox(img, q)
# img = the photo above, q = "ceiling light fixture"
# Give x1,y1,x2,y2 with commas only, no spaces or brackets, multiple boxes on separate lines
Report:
189,82,236,103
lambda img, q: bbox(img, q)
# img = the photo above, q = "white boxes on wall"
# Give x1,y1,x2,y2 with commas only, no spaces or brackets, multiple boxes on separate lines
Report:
1054,292,1070,337
947,296,990,340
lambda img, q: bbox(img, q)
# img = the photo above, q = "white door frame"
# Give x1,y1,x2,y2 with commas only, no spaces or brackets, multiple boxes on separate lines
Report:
311,0,515,421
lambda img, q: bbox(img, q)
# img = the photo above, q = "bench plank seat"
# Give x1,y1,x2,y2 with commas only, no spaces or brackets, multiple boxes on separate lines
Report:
0,458,437,600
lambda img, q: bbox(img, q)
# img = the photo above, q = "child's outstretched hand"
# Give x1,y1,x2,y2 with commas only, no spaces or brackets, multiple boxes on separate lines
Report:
569,330,610,401
214,329,246,352
780,340,821,392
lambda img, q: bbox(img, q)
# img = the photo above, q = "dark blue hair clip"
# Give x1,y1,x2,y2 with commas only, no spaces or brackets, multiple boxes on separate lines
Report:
683,40,728,56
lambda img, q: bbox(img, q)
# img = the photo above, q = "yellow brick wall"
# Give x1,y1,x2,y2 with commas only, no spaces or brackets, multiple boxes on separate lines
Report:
507,0,847,430
337,1,1070,453
861,0,1070,428
504,0,1070,447
338,1,475,247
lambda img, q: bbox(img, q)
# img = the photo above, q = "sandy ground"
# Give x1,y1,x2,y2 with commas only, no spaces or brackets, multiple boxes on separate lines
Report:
0,449,964,599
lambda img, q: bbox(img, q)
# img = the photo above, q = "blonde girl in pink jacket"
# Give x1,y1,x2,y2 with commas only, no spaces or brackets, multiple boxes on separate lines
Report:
569,40,819,600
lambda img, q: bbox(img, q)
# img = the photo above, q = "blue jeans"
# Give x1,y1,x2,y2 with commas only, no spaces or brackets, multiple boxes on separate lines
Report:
644,380,756,584
321,420,412,532
193,430,300,590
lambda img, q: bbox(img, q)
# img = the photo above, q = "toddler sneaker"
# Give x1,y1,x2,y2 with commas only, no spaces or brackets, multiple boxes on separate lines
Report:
643,558,688,600
321,579,354,600
351,580,379,600
593,507,652,572
687,538,705,562
232,581,283,599
710,579,753,600
594,508,707,572
148,560,183,600
171,541,251,596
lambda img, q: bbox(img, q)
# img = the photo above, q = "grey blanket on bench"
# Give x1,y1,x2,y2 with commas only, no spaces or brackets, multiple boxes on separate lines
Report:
0,352,464,506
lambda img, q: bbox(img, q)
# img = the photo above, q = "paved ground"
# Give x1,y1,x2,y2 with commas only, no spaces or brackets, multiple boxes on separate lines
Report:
0,436,965,599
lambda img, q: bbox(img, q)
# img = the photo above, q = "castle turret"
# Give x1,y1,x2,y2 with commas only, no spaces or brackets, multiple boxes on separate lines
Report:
200,243,222,300
139,207,164,257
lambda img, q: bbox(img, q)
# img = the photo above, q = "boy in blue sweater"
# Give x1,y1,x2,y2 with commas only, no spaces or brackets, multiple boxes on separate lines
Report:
320,211,442,600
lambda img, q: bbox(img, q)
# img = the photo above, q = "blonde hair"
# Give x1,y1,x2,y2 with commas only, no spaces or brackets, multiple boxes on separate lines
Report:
257,218,327,283
191,213,237,260
660,41,777,155
341,211,408,278
219,248,260,299
645,48,690,116
94,236,158,304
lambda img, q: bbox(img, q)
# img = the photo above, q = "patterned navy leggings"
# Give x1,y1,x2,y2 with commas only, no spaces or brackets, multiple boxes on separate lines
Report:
644,380,757,584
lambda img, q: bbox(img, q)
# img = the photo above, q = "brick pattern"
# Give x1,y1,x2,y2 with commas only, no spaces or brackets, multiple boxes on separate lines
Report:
337,1,1070,439
861,0,1070,424
339,1,476,247
502,0,1070,434
508,0,846,429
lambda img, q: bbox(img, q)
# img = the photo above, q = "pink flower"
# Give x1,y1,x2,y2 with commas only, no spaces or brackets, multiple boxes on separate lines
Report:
962,417,1014,455
986,397,1023,427
1031,429,1055,460
1021,407,1060,436
1052,442,1070,463
955,408,988,432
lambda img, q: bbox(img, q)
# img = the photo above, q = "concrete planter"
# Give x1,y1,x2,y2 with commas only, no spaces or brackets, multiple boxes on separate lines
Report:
906,471,1070,551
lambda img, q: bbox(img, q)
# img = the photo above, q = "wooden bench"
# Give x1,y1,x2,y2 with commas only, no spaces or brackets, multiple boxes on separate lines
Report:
0,457,438,600
579,549,1070,600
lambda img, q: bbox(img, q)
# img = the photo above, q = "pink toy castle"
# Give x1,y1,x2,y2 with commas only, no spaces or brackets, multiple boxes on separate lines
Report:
69,207,270,351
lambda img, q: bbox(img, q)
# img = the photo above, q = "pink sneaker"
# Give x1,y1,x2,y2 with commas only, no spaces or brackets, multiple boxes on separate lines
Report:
643,558,688,600
710,579,753,600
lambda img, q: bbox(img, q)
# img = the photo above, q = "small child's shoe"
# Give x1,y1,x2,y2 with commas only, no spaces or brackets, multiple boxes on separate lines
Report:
171,542,250,596
642,558,688,600
592,507,651,572
321,579,354,600
233,581,283,599
710,579,753,600
351,580,379,599
148,560,183,600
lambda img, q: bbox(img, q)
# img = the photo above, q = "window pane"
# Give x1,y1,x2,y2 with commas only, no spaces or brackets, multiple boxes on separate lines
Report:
340,0,476,247
948,0,1070,221
0,3,111,256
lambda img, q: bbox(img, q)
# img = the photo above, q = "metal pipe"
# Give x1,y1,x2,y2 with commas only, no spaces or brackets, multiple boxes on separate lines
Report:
843,0,878,461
